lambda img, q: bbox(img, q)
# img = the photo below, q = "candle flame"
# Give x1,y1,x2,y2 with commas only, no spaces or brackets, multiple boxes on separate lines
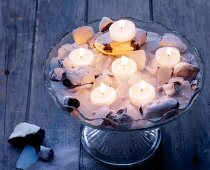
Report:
79,47,85,57
167,47,172,56
99,83,106,94
121,56,128,66
139,81,145,92
119,20,125,29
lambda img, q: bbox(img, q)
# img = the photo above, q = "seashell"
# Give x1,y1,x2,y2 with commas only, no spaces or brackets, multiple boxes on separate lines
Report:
162,83,180,96
72,26,94,44
174,62,200,81
156,68,173,85
57,43,74,59
99,17,113,32
49,68,66,81
141,97,179,119
94,30,145,56
127,50,146,70
63,66,97,89
159,33,188,52
8,122,45,147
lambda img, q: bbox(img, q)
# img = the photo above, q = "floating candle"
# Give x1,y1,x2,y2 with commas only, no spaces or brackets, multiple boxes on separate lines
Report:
155,47,181,68
129,81,155,106
90,83,117,106
68,47,94,67
111,56,137,80
109,19,136,42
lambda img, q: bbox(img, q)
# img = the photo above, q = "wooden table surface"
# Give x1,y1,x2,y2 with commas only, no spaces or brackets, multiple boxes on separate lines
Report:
0,0,210,169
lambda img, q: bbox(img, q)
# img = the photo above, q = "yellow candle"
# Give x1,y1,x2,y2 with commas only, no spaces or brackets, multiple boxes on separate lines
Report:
109,20,136,42
68,47,94,67
90,83,117,105
129,81,155,106
111,56,137,80
155,47,181,68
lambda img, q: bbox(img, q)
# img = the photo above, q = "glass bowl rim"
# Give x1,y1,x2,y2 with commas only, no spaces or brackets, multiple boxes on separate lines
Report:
43,17,205,132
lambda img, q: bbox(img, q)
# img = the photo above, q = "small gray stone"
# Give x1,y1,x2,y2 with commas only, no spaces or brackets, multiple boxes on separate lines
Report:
38,146,54,161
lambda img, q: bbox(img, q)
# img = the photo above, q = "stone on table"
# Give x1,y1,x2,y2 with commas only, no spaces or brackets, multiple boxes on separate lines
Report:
16,145,39,170
159,33,188,52
99,17,113,32
38,146,54,161
8,122,45,147
72,26,94,44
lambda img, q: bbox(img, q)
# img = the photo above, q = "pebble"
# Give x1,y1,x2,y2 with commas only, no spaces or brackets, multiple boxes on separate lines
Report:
142,97,179,119
65,66,97,88
50,57,60,70
88,32,103,48
72,26,94,44
159,33,188,52
38,145,54,161
174,62,200,81
8,122,45,147
99,17,113,32
57,43,74,59
16,145,39,170
191,79,199,90
163,83,179,96
134,28,146,45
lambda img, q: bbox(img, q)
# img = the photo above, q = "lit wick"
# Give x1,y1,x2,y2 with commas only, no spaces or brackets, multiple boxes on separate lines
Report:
79,47,85,58
120,56,128,67
119,20,124,29
167,47,172,57
139,80,145,92
99,83,106,95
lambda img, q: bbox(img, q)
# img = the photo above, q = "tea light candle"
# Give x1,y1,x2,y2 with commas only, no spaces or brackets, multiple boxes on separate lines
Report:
129,81,155,106
111,56,137,80
68,47,94,67
109,19,136,42
155,47,181,68
91,83,117,106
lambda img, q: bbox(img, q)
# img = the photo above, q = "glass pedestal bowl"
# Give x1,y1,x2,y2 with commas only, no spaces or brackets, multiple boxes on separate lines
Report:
44,18,204,166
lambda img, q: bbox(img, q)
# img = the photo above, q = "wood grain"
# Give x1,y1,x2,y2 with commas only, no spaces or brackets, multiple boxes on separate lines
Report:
0,0,37,169
153,0,210,169
28,0,86,169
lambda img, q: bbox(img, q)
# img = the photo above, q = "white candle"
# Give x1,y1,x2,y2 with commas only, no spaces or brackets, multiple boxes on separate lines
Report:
111,56,137,80
109,19,136,42
90,83,117,106
68,47,94,67
155,47,181,68
129,81,155,106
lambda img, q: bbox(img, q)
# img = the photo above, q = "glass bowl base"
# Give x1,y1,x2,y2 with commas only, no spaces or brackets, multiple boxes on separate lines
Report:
81,126,161,166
